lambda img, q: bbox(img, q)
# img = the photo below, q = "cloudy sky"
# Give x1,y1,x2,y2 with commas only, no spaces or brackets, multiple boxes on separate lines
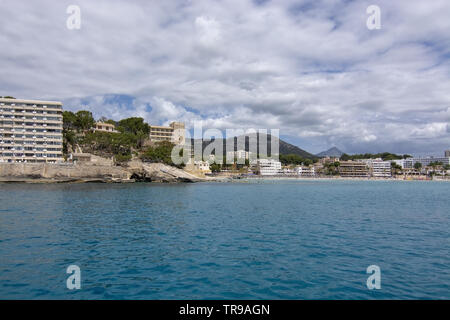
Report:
1,0,449,155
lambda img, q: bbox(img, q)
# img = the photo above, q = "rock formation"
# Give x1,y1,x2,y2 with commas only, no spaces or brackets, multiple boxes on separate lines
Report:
0,158,203,183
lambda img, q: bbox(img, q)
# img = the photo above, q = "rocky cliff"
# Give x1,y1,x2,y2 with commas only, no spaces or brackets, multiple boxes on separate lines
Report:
0,161,203,183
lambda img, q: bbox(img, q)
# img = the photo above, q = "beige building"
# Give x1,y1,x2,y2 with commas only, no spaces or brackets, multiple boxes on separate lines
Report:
339,161,369,177
93,121,118,133
0,98,63,163
149,122,185,145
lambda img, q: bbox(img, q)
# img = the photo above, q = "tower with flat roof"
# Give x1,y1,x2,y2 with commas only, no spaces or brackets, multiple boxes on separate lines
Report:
0,98,63,163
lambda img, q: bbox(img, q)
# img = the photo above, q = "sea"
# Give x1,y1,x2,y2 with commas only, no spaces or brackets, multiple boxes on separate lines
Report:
0,180,449,299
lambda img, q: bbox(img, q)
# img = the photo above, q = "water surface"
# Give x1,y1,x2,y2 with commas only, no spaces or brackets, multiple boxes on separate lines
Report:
0,180,449,299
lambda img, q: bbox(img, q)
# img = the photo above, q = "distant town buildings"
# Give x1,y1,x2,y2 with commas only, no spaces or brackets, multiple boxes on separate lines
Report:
149,122,185,145
319,156,340,165
226,149,253,161
409,154,450,167
93,121,118,133
0,98,63,163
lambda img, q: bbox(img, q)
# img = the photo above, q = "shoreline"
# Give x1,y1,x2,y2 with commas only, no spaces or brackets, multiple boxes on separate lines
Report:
229,175,449,182
0,162,448,184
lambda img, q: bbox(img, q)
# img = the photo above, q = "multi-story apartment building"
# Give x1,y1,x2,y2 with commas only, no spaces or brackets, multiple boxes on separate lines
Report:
296,166,315,177
360,158,392,177
392,158,414,169
226,149,254,163
370,159,392,178
253,158,282,176
339,161,369,177
149,122,185,145
445,150,450,158
410,154,450,167
0,98,63,163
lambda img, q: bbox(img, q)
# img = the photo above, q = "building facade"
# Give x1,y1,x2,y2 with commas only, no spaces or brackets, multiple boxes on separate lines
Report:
0,98,63,163
339,161,369,177
296,166,315,177
360,158,392,177
370,159,392,178
410,154,450,167
392,158,414,169
194,160,211,174
319,156,340,165
93,121,118,133
226,149,253,163
149,122,185,145
254,159,282,176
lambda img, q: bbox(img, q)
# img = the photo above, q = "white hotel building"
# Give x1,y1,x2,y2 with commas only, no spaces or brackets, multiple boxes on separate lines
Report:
362,159,392,178
0,98,63,163
254,159,282,176
410,155,450,167
296,166,316,177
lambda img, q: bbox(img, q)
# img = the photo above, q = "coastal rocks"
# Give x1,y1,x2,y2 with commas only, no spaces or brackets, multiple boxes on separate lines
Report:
125,160,203,183
0,163,132,183
0,160,204,183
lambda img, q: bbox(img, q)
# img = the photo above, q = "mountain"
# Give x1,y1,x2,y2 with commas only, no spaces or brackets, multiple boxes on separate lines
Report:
278,138,316,159
189,133,317,160
316,147,344,158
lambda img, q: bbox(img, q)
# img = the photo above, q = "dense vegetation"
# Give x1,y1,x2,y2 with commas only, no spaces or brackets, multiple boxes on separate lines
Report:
279,154,314,166
340,152,411,161
140,141,184,168
63,110,152,164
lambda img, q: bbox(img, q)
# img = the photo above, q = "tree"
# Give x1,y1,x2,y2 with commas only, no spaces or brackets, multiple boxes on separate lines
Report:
63,111,77,130
391,162,402,175
140,141,183,167
279,154,305,165
75,110,95,131
63,129,76,154
210,163,221,173
414,162,422,170
117,117,149,135
117,117,150,148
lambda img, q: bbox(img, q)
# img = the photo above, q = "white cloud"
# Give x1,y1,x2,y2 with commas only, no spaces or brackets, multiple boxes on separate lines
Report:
0,0,449,155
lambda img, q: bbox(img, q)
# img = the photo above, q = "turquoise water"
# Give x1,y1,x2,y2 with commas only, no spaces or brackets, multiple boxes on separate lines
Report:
0,180,449,299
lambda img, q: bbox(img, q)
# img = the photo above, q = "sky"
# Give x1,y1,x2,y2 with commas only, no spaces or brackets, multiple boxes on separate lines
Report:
1,0,449,156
